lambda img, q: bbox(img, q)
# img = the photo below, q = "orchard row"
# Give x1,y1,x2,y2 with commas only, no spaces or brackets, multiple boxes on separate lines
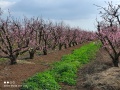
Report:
0,12,96,65
96,2,120,67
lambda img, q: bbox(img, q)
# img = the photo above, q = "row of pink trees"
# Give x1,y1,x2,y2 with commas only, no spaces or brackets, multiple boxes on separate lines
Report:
0,16,31,64
96,2,120,67
0,10,96,65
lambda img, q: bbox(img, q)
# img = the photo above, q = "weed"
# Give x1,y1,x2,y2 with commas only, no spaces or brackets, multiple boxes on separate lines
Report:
21,42,101,90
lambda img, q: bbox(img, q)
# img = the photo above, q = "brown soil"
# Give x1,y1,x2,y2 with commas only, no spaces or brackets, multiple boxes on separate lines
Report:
0,44,119,90
0,44,84,90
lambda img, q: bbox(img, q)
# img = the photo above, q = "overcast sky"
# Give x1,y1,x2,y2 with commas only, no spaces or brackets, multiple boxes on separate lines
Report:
0,0,119,31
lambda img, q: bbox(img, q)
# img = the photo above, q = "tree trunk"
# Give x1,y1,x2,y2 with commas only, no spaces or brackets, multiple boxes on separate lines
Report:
72,42,75,46
29,48,36,59
29,52,35,59
43,47,47,55
69,43,71,47
59,43,62,50
9,52,19,65
112,58,119,67
64,44,67,49
113,60,119,67
10,56,17,65
74,42,77,45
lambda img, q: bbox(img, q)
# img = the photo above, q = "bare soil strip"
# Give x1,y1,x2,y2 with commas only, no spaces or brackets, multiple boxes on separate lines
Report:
0,44,84,90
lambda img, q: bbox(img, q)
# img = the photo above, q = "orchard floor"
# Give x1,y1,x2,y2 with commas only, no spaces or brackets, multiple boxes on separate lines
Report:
76,49,120,90
0,43,119,90
0,43,85,90
60,48,113,90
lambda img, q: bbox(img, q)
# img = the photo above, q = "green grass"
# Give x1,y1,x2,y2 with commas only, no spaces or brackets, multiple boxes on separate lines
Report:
0,58,8,63
21,71,60,90
21,42,101,90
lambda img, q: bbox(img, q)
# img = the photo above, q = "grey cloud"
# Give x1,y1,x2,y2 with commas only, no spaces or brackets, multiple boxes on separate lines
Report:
4,0,116,31
9,0,102,20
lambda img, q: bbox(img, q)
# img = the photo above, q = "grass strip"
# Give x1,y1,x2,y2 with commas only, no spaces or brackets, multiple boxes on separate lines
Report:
21,42,101,90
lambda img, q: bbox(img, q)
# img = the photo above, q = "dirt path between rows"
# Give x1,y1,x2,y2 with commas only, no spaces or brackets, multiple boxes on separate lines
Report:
0,44,85,90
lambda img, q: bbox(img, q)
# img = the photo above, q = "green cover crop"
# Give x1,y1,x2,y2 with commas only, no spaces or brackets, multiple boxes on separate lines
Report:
21,42,101,90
